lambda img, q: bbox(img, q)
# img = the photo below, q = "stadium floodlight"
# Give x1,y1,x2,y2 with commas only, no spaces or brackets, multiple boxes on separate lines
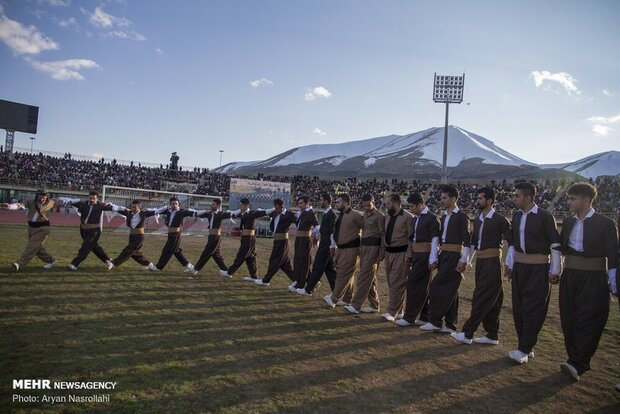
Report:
433,73,465,184
29,137,36,153
219,149,224,167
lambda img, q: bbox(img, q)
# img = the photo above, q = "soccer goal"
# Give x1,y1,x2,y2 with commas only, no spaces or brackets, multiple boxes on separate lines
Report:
101,185,224,235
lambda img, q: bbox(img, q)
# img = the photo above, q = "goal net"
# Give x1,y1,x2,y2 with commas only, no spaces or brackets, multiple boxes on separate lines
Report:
101,185,227,236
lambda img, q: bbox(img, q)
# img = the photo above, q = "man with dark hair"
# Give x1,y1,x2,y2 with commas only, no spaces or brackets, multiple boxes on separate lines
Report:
323,193,364,308
557,182,618,380
1,190,63,271
395,192,440,327
225,198,269,279
253,198,297,287
297,193,337,296
193,198,232,277
450,187,512,345
65,191,122,271
110,199,156,269
505,182,561,364
421,185,470,333
148,197,197,272
291,195,319,291
345,194,384,314
380,193,414,322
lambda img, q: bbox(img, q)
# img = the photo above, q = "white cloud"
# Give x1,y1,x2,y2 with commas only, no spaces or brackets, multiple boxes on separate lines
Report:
313,127,326,136
26,57,100,80
0,10,59,55
304,86,332,101
591,125,613,136
529,70,580,95
250,78,274,88
154,47,164,54
38,0,71,6
57,17,77,28
602,89,612,96
108,30,145,41
88,6,129,28
586,112,620,136
587,113,620,124
83,6,144,41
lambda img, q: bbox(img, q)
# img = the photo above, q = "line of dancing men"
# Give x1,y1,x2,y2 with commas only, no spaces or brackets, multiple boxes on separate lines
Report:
2,182,618,384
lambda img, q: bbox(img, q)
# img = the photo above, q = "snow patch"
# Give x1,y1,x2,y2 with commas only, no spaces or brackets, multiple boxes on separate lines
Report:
363,157,377,167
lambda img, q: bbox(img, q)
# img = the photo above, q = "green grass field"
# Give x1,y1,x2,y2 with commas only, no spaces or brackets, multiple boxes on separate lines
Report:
1,224,619,413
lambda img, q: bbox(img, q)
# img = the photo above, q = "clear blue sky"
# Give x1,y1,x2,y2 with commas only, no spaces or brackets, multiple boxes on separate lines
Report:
1,0,618,168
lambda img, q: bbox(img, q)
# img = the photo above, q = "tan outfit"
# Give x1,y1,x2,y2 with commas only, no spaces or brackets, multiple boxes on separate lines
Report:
330,208,364,303
384,208,414,316
17,199,56,266
351,208,385,310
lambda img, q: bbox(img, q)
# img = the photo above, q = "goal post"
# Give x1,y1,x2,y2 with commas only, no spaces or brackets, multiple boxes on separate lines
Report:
101,185,225,235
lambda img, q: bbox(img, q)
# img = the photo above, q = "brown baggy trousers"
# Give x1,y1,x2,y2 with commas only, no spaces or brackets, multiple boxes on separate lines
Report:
350,245,381,310
384,251,408,316
18,226,54,267
330,247,359,303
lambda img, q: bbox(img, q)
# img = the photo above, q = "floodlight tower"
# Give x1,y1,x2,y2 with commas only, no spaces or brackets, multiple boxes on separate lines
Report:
433,73,465,184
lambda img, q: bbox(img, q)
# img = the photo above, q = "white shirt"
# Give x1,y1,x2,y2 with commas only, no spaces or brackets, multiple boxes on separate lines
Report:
518,204,539,253
84,204,94,224
477,208,496,249
441,206,460,243
130,212,142,228
413,206,429,242
567,208,595,252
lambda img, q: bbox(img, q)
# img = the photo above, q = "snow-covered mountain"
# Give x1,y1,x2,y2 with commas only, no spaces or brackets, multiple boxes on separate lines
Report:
541,151,620,179
216,126,616,179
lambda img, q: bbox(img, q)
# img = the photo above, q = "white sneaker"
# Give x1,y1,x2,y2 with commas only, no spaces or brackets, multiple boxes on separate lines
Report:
344,305,359,314
381,313,395,322
395,312,404,319
287,285,297,293
148,263,160,272
323,295,336,308
12,263,20,271
473,336,499,345
184,263,196,273
254,279,269,286
105,260,114,271
450,332,473,344
395,319,412,327
295,288,312,297
360,306,380,313
67,264,78,271
242,276,257,282
414,320,428,326
508,350,529,364
560,363,580,381
438,325,456,334
336,300,349,306
43,260,57,269
528,351,535,358
420,322,442,332
143,263,153,270
289,281,298,289
219,270,232,278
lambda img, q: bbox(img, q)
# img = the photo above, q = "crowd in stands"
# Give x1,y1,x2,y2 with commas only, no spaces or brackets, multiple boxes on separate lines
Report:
1,150,617,219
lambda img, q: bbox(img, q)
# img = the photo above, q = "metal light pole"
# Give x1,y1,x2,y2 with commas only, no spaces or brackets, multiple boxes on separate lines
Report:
433,73,465,184
219,150,224,167
29,136,36,153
